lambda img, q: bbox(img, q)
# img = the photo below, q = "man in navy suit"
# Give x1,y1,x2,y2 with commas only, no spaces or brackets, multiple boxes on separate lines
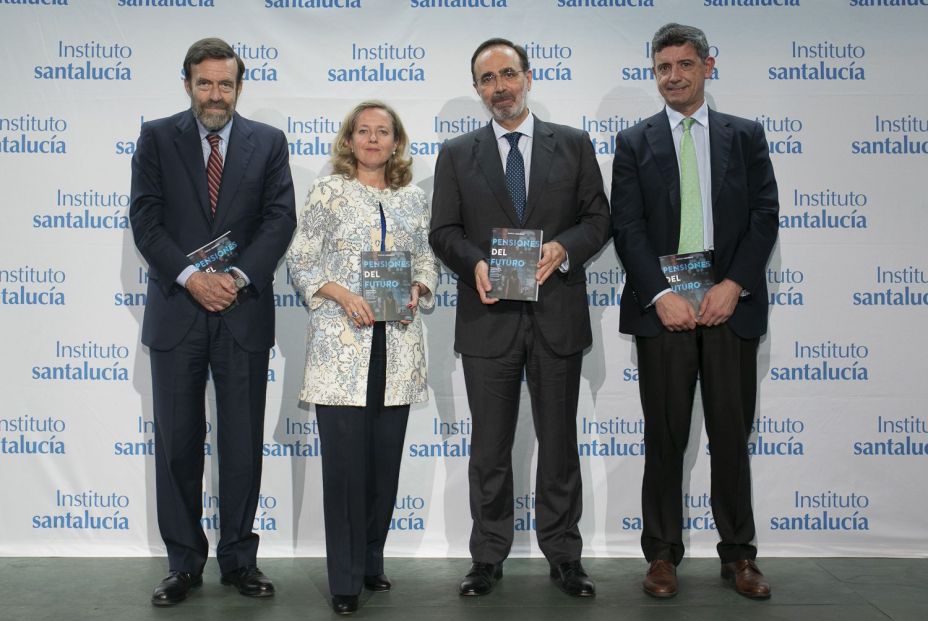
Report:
611,24,779,600
430,38,609,599
130,38,295,606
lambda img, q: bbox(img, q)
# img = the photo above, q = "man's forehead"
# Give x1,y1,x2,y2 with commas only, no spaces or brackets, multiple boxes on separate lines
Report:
654,43,699,60
190,57,237,77
475,46,519,71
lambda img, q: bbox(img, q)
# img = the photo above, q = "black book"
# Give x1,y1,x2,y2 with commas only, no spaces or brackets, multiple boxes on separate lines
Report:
187,230,241,313
658,250,715,313
361,251,413,322
488,227,543,302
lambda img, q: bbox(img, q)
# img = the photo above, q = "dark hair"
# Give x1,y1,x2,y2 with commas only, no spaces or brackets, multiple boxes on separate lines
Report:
470,38,530,83
183,37,245,84
651,23,710,63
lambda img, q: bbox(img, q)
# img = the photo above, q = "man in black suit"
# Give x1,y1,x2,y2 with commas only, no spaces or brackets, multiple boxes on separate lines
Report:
430,38,610,598
130,38,295,606
611,24,779,600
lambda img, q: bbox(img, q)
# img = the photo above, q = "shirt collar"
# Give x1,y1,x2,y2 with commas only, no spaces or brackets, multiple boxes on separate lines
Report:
665,101,709,130
195,113,233,144
492,110,534,141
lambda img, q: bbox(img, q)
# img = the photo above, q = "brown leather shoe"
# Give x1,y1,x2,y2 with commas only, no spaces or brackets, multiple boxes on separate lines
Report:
642,559,677,598
721,559,771,599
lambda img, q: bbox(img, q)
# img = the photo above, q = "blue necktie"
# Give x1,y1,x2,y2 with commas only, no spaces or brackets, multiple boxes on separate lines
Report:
504,132,526,223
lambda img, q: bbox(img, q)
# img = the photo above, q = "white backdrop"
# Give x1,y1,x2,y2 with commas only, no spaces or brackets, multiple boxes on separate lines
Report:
1,0,926,560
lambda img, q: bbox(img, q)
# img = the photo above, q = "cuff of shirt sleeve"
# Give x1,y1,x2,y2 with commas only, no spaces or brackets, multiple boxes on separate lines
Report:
177,265,199,288
649,288,672,307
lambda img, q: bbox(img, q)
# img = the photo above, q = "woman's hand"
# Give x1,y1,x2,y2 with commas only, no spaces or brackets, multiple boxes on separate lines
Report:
341,291,376,328
318,282,375,328
399,282,424,326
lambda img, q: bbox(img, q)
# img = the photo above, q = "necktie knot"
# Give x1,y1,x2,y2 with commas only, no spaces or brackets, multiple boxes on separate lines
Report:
207,133,221,148
504,132,521,149
682,117,695,132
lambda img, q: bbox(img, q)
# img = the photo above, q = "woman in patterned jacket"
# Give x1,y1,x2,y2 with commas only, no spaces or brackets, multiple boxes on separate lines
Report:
287,100,439,616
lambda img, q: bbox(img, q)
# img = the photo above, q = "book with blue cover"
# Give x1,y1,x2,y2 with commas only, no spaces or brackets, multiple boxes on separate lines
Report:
361,250,413,321
187,230,241,313
488,227,543,302
658,250,715,313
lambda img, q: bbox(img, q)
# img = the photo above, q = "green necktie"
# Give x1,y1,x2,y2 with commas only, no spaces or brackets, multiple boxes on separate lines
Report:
677,117,703,254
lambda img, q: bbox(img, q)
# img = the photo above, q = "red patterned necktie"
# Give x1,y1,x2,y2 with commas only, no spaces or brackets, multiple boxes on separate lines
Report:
206,133,224,217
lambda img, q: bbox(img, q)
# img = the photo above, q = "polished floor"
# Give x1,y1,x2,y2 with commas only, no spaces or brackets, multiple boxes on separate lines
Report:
0,557,924,620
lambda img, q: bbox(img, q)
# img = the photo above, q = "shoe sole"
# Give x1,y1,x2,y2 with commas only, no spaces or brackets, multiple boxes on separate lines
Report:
642,585,677,599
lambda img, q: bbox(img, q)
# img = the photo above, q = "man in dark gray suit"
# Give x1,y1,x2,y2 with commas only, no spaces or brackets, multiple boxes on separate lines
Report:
430,38,609,599
611,24,779,600
130,38,295,606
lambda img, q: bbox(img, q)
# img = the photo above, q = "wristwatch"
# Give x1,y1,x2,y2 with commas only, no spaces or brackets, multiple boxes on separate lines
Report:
231,268,247,291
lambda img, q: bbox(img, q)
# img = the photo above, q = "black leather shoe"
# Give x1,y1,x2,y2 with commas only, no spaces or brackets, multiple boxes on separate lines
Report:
220,566,275,597
332,594,359,614
550,560,596,597
151,571,202,606
459,562,502,596
364,573,392,592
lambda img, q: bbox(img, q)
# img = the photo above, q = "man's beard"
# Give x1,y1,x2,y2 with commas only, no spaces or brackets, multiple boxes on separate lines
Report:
192,97,235,131
488,90,526,124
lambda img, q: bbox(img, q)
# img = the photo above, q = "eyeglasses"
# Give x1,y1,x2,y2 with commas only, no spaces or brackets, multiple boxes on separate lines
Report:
476,68,525,88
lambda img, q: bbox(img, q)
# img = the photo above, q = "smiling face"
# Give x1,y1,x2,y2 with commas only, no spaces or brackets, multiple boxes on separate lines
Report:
653,42,715,117
184,57,241,131
473,45,532,130
348,107,396,174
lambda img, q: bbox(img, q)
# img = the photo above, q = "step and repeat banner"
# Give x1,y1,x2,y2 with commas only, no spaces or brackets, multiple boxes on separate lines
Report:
1,1,926,560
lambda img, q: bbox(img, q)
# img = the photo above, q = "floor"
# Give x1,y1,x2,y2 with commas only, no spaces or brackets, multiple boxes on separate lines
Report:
0,557,924,620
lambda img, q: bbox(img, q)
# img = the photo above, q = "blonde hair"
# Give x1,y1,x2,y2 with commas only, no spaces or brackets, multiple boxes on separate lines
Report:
331,100,413,189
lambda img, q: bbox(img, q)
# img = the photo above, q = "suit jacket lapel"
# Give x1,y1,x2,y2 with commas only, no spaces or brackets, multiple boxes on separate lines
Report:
212,113,255,235
645,110,681,246
708,108,732,210
174,111,211,224
474,124,520,226
525,116,554,225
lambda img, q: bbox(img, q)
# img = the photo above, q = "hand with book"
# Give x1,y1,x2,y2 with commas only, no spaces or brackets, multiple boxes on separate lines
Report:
186,271,238,313
696,278,741,327
474,260,500,305
318,281,376,328
535,240,567,285
398,282,426,326
655,292,698,332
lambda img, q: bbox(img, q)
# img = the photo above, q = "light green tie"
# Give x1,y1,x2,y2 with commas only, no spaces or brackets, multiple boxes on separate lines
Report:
677,117,704,254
